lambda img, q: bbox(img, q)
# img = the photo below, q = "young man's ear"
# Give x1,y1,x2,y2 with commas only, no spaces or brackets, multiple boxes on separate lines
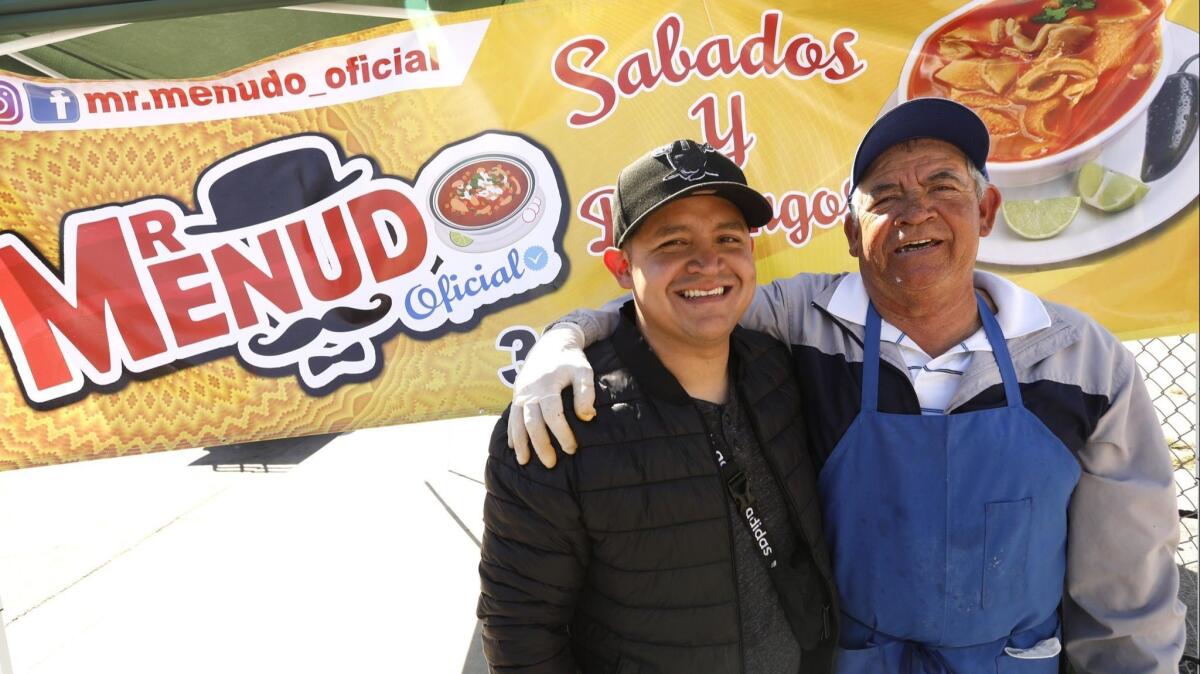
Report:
602,248,634,289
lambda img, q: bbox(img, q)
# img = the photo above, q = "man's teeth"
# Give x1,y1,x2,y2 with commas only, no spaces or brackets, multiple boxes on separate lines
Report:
681,287,725,298
899,239,935,252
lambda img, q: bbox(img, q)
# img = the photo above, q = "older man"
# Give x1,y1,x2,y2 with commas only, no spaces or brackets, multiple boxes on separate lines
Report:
507,99,1186,672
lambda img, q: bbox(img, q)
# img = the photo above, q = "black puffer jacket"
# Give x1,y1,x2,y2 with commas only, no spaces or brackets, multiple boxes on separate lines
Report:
478,307,838,673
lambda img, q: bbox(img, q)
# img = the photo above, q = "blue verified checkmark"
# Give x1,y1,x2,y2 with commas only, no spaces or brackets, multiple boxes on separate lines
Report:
523,245,549,271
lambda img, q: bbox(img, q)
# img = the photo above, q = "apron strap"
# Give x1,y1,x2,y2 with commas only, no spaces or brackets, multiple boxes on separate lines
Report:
975,292,1023,409
862,302,884,413
864,294,1024,412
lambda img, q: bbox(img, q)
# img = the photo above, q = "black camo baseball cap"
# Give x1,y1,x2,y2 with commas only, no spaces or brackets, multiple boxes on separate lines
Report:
612,140,774,247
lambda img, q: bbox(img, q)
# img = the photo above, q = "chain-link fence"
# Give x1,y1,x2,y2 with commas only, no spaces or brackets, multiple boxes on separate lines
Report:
1129,334,1198,673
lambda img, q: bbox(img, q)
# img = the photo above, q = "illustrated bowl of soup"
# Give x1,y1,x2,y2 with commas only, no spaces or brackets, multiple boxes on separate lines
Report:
429,155,542,252
900,0,1170,187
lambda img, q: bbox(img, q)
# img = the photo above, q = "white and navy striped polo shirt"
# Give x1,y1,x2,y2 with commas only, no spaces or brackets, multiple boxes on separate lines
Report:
826,272,1051,415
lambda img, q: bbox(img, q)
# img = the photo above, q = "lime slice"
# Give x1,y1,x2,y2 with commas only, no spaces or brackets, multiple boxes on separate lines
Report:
1075,162,1104,197
448,230,473,247
1075,162,1149,213
1002,196,1081,240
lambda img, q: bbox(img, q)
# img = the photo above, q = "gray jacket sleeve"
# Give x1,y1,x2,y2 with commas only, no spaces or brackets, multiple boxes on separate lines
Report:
1061,332,1187,673
737,274,825,344
558,295,626,346
478,410,589,673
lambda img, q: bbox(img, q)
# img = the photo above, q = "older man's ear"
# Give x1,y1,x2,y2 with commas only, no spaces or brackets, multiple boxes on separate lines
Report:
978,184,1002,238
843,210,863,258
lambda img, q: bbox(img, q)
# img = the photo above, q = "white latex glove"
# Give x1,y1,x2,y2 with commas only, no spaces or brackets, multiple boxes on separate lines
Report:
508,323,596,468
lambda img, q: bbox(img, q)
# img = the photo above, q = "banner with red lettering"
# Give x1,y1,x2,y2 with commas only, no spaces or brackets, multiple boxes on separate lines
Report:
0,0,1195,468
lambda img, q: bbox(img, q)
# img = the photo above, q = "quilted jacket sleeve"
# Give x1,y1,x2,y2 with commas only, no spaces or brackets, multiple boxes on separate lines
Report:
478,408,590,673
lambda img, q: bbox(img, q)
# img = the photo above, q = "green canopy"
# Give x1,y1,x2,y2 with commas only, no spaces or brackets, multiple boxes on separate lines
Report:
0,0,512,80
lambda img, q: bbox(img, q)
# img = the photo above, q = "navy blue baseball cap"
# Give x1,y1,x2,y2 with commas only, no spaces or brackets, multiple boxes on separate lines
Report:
851,98,990,192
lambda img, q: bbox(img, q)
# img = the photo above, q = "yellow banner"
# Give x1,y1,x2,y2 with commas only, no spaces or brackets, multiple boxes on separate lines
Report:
0,0,1195,469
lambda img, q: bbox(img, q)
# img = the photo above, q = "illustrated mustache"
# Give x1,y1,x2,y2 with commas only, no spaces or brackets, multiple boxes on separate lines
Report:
247,293,392,357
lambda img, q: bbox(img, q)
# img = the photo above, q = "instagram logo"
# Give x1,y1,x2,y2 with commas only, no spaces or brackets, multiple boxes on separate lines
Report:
0,81,22,124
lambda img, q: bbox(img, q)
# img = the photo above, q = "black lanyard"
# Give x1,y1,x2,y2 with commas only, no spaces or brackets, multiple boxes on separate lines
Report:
713,445,781,568
709,426,832,648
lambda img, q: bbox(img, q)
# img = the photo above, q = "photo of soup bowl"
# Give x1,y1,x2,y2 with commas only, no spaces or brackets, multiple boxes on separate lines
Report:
428,154,542,253
899,0,1171,187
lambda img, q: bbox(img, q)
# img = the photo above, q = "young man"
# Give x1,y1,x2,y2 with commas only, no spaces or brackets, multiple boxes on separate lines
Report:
477,140,838,673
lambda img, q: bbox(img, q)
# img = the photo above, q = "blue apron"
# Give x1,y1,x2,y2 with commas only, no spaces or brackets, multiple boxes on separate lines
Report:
818,295,1080,673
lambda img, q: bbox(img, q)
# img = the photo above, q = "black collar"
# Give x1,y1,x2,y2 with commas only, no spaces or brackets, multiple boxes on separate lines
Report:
611,300,742,405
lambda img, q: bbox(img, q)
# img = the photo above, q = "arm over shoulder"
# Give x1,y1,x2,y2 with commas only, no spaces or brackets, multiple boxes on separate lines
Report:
559,273,842,348
739,272,841,345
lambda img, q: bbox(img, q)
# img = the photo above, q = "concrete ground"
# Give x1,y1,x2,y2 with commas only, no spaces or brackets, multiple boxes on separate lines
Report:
0,417,497,674
0,410,1195,673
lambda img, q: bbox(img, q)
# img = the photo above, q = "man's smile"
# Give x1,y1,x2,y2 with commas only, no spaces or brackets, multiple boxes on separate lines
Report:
677,286,731,301
894,238,942,255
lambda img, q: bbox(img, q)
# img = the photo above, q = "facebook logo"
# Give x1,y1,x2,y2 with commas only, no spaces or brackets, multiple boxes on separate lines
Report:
23,84,80,123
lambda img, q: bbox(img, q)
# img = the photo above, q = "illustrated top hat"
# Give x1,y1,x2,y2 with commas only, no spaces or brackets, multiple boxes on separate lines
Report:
185,139,366,236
